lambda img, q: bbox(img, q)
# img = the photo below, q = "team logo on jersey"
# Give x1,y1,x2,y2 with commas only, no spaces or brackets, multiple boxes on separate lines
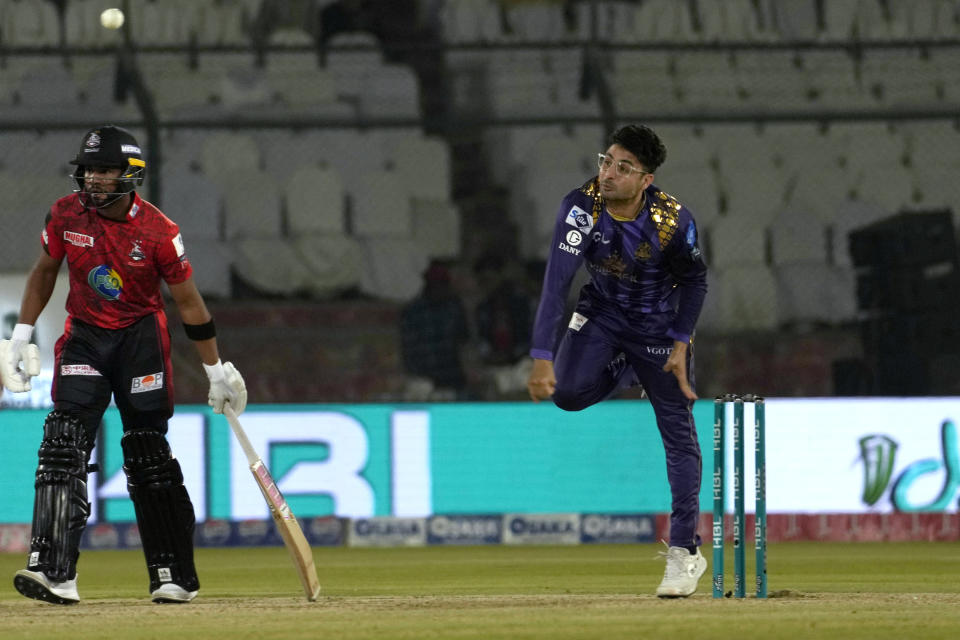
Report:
87,265,123,300
599,252,628,277
634,242,652,261
64,230,95,247
128,240,145,262
565,205,594,233
131,372,164,394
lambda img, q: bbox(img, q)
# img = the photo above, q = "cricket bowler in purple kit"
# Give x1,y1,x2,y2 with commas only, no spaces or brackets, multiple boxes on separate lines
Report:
527,124,708,597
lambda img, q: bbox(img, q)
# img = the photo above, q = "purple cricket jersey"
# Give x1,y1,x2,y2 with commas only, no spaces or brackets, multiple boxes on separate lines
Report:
530,177,708,360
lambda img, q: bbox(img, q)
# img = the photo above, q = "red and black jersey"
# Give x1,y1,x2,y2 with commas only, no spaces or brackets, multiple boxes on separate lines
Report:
42,192,193,329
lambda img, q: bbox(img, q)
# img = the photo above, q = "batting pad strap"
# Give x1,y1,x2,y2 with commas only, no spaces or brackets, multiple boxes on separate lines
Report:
183,319,216,341
29,411,91,582
122,430,199,592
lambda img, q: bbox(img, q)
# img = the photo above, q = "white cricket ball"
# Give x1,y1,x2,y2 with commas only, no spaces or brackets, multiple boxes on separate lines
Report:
100,8,125,30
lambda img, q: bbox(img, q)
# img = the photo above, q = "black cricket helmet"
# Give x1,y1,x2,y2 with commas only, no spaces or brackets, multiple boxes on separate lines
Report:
70,125,146,208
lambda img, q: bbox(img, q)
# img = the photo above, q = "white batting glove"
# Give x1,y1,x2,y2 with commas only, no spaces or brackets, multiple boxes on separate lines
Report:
204,359,247,415
0,324,41,393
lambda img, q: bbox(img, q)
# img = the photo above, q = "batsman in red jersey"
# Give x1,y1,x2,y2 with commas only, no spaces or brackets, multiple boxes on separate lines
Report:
0,125,247,605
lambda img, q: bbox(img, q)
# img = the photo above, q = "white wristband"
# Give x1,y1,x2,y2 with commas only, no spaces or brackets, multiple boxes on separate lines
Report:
12,323,33,342
203,359,225,382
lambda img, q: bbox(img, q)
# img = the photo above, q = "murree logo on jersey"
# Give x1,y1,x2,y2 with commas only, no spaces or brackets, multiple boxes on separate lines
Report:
87,265,123,300
64,230,94,247
131,372,164,394
565,205,594,233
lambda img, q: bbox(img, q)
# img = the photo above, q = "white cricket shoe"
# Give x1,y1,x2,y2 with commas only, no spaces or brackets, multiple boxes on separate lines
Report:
14,569,80,605
656,545,707,598
151,583,198,603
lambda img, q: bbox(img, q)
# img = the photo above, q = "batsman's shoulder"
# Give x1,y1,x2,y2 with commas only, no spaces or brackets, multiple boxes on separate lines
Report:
51,193,83,218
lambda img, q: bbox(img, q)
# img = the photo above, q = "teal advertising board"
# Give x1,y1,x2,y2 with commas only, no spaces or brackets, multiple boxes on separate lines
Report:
0,400,716,523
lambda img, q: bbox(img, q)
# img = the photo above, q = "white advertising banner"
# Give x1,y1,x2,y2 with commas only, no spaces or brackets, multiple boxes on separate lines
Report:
759,398,960,513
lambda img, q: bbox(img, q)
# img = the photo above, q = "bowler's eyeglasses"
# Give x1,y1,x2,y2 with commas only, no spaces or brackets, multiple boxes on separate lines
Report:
598,153,649,178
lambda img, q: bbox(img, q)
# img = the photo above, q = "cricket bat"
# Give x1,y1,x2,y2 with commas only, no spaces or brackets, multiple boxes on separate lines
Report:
224,406,321,601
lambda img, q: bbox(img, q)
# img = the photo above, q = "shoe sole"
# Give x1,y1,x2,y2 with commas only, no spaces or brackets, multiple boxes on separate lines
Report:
152,596,192,604
14,572,79,606
151,589,197,604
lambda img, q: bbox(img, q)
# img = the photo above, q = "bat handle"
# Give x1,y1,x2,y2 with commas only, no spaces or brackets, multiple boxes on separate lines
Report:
224,405,260,467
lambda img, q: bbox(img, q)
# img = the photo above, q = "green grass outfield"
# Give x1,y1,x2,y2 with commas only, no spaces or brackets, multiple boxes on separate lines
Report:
1,542,959,639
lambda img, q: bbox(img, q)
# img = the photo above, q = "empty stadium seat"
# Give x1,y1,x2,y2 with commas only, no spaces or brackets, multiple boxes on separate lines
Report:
158,166,231,297
221,167,313,296
711,263,779,330
359,64,420,120
769,206,828,266
357,236,429,301
292,233,364,297
775,262,857,326
611,50,677,115
707,215,769,270
388,133,453,201
324,31,384,100
160,168,224,241
4,0,60,47
286,165,347,235
260,128,330,180
350,169,413,237
674,52,740,111
222,168,282,239
411,199,461,259
199,131,262,188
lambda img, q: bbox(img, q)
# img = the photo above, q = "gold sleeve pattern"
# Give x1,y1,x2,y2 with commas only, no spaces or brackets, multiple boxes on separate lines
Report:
579,177,605,225
650,189,682,249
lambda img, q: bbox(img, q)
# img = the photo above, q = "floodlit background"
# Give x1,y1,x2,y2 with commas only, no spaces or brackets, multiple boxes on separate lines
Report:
2,0,959,404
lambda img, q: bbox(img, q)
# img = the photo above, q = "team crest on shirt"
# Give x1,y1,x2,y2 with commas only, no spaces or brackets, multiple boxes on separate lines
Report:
87,265,123,300
599,251,628,277
129,240,146,262
634,242,653,261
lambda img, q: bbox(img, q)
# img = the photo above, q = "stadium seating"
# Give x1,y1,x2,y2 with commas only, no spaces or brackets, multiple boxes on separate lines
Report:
1,0,959,324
